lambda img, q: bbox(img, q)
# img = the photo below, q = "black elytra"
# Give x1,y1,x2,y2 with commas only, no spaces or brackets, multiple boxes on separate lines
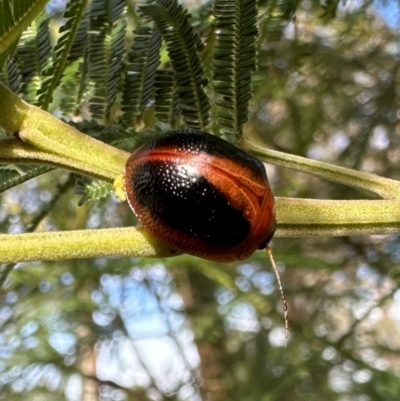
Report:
131,160,251,247
124,130,276,262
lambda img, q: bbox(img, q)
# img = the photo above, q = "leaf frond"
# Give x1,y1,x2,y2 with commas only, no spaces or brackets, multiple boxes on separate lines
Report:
36,0,90,110
87,0,127,123
213,0,258,141
0,165,53,193
139,0,210,130
12,15,52,103
0,0,49,54
120,25,161,127
67,5,90,63
91,0,126,22
75,176,113,206
0,40,18,73
58,8,91,116
59,59,87,116
154,69,180,128
0,58,23,94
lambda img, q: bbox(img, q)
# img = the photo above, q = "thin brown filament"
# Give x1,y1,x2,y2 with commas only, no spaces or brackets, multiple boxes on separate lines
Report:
267,246,289,347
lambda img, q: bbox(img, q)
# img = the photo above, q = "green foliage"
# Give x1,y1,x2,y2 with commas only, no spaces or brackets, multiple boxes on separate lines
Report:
138,0,211,130
36,0,89,110
0,0,13,48
0,0,267,191
87,0,127,122
75,176,113,205
154,69,180,127
0,0,49,54
0,57,22,93
213,0,258,141
120,25,161,127
58,7,90,116
12,15,52,103
0,165,53,193
0,40,17,73
0,0,273,142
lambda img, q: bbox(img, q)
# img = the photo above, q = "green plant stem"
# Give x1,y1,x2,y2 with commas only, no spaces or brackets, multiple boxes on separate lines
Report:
0,227,177,264
0,83,129,181
244,139,400,200
0,137,124,181
275,197,400,236
1,198,399,264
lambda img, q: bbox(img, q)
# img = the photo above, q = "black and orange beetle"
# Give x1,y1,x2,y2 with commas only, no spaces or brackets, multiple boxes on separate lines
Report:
124,129,276,262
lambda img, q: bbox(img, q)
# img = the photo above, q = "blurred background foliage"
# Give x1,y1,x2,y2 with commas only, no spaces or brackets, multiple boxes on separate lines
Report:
1,0,400,400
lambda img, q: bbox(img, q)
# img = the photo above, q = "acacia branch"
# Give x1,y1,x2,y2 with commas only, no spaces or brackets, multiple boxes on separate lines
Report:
0,83,128,182
244,139,400,200
0,137,128,182
1,83,400,264
0,227,177,264
0,198,399,264
275,197,400,236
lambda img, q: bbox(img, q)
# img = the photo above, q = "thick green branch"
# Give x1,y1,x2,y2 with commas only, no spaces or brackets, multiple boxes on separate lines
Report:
0,83,129,181
275,197,400,236
1,198,399,264
0,137,128,182
244,139,400,200
0,227,177,264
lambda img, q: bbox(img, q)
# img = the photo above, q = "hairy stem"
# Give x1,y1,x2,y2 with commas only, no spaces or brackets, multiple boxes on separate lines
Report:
1,198,399,263
244,139,400,200
0,83,129,181
0,137,127,182
0,227,177,264
275,197,400,236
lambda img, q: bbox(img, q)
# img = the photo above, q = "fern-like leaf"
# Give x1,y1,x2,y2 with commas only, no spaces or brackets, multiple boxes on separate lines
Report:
12,15,52,103
0,58,23,94
0,0,49,54
154,69,180,128
0,165,53,193
66,5,90,63
139,0,210,130
212,0,258,142
0,40,18,73
36,0,89,110
59,59,87,116
75,176,113,206
59,10,90,116
91,0,126,22
88,0,127,123
120,25,161,127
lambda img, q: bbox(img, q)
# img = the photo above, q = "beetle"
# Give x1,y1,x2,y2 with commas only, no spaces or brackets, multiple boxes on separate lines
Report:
124,129,276,262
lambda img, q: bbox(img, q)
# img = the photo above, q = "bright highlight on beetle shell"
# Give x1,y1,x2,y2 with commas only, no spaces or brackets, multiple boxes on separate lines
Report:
124,130,276,262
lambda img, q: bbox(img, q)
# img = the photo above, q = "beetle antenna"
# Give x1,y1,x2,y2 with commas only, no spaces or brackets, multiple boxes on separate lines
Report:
266,246,289,347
